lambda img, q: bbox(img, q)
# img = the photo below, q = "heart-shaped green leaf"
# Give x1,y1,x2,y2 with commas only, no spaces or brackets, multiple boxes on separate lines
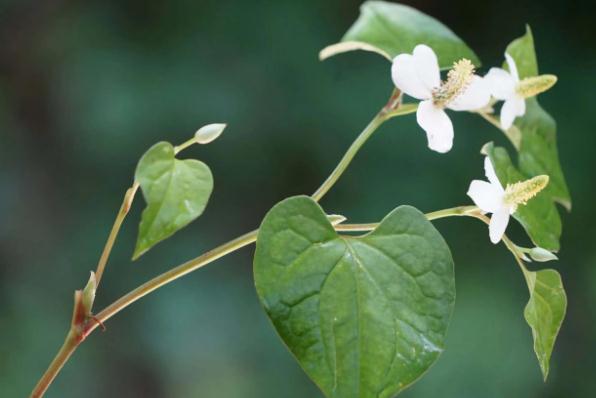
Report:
484,27,570,251
320,1,480,68
133,142,213,259
254,196,455,398
524,268,567,380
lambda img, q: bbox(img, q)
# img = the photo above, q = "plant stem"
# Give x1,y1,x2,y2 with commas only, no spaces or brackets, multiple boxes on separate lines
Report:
85,229,259,335
173,137,198,154
334,205,479,232
464,212,531,284
311,113,385,202
476,111,522,150
30,330,79,398
95,182,139,286
311,102,417,202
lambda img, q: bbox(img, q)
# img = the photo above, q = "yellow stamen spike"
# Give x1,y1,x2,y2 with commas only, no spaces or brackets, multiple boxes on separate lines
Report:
433,59,475,108
517,74,557,98
503,175,549,211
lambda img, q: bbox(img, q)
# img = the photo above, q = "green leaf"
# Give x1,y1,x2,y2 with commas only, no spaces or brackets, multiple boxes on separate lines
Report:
504,25,538,79
523,268,567,380
133,142,213,259
254,196,455,398
483,27,570,251
320,1,480,68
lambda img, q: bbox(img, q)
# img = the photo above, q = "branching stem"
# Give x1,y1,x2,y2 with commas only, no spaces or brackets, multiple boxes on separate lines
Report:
32,98,505,398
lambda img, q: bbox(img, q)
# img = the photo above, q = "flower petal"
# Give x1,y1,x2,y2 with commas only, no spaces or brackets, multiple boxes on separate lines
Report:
447,75,491,111
467,180,504,213
484,156,504,190
489,206,511,244
500,96,526,129
484,67,515,100
412,44,441,93
391,54,433,100
505,53,519,82
416,100,454,153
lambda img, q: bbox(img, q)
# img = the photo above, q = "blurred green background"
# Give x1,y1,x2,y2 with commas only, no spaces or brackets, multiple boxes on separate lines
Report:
1,0,594,397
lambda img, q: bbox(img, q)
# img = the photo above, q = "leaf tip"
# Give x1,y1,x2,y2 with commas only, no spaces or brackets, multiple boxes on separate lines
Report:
319,41,391,61
131,244,146,261
480,141,494,155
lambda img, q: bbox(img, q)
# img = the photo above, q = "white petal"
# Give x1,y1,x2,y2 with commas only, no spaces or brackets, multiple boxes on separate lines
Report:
500,97,526,129
467,180,504,213
412,44,441,93
489,206,511,244
504,53,520,82
484,156,504,190
392,54,433,100
447,75,491,111
484,67,515,100
416,100,454,153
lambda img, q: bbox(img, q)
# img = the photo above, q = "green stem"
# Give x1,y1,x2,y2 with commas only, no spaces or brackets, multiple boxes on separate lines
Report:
85,229,259,335
311,102,417,202
173,137,198,154
476,111,522,150
465,212,531,284
311,113,385,202
30,331,79,398
95,182,139,285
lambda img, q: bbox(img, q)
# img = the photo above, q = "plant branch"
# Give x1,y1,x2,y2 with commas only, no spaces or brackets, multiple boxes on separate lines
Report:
476,111,522,150
311,98,417,202
85,229,259,335
95,182,139,286
311,112,386,202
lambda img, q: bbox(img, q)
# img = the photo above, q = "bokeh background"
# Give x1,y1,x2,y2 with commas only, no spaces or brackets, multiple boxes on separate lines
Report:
1,0,595,397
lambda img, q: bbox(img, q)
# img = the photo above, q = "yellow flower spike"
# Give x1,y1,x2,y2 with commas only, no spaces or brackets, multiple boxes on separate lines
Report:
503,175,549,212
432,59,475,107
516,74,558,99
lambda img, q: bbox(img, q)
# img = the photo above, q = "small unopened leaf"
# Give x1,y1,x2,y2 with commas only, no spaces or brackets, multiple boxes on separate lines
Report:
254,196,455,398
320,1,480,68
524,268,566,380
133,142,213,259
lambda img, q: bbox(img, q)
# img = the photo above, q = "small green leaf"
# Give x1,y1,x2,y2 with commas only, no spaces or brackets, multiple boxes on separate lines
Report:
523,268,567,380
320,1,480,68
483,27,570,251
133,142,213,259
254,196,455,398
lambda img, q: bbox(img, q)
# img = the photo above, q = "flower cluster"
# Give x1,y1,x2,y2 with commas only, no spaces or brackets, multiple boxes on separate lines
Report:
391,44,555,153
391,45,554,243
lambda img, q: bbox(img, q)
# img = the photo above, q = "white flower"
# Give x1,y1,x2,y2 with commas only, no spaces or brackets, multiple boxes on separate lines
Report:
484,53,525,130
391,45,491,153
485,53,557,130
467,157,549,244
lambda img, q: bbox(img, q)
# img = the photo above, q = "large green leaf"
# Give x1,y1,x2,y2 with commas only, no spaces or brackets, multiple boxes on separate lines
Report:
484,27,570,251
133,142,213,259
320,1,480,68
254,196,455,398
523,268,566,380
